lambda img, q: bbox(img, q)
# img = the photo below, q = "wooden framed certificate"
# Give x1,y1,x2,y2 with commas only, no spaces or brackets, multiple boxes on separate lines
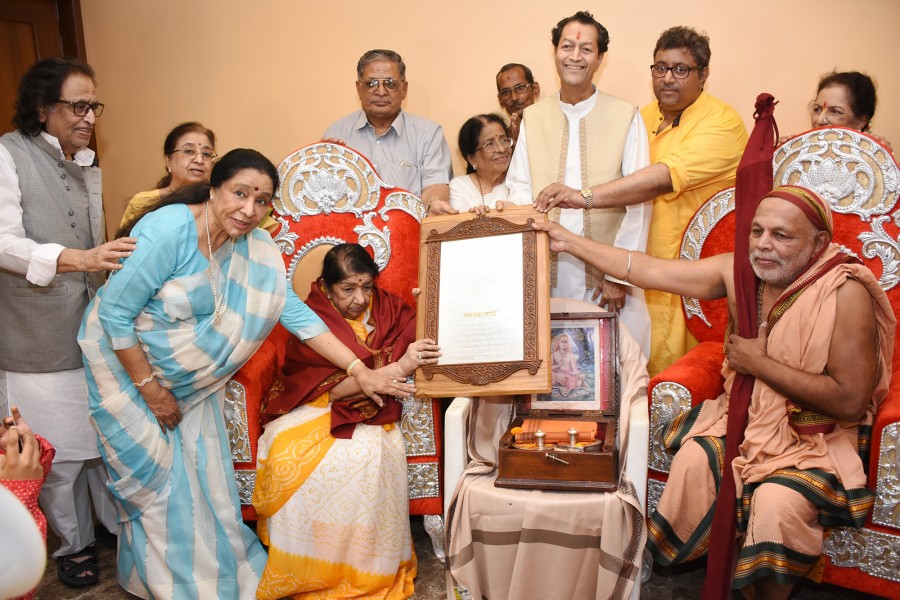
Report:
415,206,551,397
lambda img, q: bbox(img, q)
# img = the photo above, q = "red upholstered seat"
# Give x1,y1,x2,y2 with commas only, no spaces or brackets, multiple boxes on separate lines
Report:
647,127,900,595
223,143,445,554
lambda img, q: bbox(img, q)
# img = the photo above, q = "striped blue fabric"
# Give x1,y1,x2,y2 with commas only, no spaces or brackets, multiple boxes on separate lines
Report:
78,205,286,599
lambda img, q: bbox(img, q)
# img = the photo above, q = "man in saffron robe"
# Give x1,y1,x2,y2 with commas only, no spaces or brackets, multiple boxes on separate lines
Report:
533,185,895,599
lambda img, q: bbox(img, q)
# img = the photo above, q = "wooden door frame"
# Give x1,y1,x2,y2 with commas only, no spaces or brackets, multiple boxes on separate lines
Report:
57,0,87,60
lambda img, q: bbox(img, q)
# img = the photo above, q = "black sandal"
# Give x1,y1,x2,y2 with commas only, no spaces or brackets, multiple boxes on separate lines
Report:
56,545,99,587
94,524,117,548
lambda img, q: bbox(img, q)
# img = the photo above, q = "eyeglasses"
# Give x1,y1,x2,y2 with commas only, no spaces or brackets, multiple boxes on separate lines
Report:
171,146,217,161
649,64,702,79
55,99,105,117
497,83,533,100
360,78,403,91
479,136,514,152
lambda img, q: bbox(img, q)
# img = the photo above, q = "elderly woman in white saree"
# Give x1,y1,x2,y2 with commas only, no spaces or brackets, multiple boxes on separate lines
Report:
77,149,412,600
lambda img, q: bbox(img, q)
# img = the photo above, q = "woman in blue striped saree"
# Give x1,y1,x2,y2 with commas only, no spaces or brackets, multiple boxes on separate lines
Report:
78,149,411,600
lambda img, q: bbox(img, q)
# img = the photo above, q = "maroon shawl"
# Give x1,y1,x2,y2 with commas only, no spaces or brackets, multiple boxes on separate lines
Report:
703,94,778,598
265,280,417,439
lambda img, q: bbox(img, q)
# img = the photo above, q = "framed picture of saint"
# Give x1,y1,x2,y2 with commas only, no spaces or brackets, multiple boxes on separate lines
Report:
527,313,617,412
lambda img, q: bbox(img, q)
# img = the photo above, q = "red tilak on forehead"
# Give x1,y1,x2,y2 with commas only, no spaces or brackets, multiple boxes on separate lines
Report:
254,186,259,191
576,30,581,41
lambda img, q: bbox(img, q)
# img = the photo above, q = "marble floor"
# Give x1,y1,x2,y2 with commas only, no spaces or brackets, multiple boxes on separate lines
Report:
33,518,884,599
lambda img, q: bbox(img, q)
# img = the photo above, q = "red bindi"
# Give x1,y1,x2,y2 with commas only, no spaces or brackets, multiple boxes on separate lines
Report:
254,186,259,191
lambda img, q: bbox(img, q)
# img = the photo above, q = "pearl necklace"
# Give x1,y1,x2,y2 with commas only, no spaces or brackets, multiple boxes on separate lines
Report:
205,202,234,324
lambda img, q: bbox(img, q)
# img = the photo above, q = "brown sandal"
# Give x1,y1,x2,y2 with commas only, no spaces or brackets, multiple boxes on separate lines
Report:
56,545,99,587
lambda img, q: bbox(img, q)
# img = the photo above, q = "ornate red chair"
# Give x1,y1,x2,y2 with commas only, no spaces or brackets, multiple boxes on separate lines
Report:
647,127,900,596
221,142,446,557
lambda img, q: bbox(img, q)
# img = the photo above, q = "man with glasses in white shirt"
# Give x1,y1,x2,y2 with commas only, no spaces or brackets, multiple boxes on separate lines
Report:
323,49,453,215
0,57,136,588
495,63,540,143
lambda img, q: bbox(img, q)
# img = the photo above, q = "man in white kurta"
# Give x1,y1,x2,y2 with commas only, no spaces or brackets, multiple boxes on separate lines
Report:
506,12,652,358
0,58,132,583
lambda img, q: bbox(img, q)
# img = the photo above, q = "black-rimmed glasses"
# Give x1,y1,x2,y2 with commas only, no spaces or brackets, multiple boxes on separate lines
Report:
649,64,702,79
55,99,105,117
497,83,533,99
171,146,217,161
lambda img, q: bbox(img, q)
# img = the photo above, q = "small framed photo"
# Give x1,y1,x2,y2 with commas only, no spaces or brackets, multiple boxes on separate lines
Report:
527,312,617,413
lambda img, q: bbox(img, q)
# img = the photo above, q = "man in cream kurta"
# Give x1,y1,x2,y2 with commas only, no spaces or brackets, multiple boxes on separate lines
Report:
532,26,748,375
506,12,652,358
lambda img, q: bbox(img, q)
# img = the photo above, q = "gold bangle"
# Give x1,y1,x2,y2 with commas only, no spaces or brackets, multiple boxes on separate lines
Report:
623,251,632,283
134,373,156,388
346,358,363,377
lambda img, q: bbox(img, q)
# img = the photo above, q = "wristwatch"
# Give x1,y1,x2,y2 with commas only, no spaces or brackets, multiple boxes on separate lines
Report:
580,187,594,210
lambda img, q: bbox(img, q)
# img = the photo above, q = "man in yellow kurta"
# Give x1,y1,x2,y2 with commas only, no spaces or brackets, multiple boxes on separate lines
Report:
534,26,748,376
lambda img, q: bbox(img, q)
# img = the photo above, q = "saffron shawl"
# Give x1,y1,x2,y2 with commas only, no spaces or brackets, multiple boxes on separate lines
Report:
669,244,894,497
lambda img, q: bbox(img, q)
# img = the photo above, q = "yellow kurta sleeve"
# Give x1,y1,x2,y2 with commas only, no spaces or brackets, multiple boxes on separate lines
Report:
641,91,748,376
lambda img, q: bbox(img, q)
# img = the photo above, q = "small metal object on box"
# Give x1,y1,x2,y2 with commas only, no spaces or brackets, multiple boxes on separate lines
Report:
495,312,620,492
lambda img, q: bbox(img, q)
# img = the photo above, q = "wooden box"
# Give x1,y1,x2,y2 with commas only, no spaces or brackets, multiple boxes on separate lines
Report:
495,312,619,492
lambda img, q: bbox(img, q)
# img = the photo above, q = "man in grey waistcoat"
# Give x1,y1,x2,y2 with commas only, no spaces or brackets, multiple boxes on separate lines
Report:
0,57,136,587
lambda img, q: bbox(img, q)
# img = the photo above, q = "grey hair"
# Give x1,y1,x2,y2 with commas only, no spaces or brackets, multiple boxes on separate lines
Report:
356,49,406,80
